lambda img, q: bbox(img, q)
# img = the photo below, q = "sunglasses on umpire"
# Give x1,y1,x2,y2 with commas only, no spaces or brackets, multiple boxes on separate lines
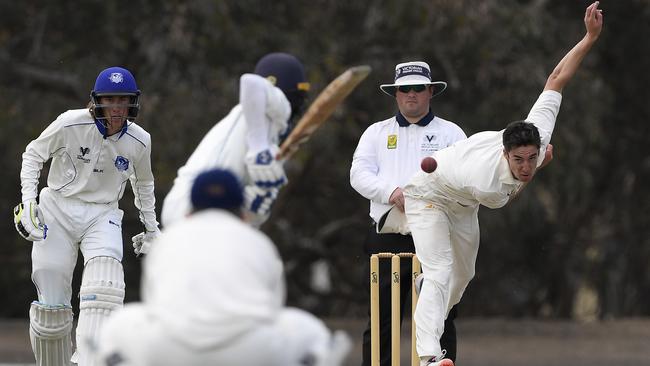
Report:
397,84,428,93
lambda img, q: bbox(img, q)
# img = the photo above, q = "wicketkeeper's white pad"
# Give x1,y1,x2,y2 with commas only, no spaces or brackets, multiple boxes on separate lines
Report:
72,256,125,366
29,302,73,366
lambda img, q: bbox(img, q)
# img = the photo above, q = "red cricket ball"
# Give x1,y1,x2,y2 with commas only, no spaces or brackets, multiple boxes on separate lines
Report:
421,156,438,173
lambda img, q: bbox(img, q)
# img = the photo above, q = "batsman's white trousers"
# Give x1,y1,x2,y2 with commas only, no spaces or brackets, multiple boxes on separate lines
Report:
31,188,124,306
94,304,335,366
404,175,480,359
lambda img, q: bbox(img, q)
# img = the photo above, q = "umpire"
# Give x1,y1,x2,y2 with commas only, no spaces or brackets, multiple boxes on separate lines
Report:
350,61,466,365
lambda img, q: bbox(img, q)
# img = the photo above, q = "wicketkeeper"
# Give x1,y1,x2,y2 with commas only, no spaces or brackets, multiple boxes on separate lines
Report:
94,168,351,366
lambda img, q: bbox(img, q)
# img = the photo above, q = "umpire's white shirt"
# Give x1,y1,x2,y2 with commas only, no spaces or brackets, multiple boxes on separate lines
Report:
350,111,466,225
143,209,285,349
20,109,158,231
407,90,562,208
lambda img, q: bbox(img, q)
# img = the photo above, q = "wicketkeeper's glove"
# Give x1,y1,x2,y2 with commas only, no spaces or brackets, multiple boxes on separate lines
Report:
13,199,48,241
132,228,160,257
245,146,288,189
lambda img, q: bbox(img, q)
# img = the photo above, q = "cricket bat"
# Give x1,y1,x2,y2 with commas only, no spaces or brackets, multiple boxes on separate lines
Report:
277,65,371,160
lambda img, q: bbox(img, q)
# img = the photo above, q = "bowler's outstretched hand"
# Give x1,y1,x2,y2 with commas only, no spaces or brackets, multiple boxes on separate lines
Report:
585,1,603,40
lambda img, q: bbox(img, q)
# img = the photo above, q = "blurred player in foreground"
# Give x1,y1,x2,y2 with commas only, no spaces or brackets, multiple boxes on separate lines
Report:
94,168,351,366
14,66,160,366
161,52,310,228
403,3,603,365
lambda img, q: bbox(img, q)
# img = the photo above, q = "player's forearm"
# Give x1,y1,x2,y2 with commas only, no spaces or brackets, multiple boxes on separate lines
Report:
545,1,602,92
133,185,159,232
20,149,46,202
241,74,271,152
544,35,597,92
132,158,159,231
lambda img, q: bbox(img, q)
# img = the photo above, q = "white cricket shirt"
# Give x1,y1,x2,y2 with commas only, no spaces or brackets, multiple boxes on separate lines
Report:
20,109,159,231
143,209,285,349
407,90,562,209
350,111,466,224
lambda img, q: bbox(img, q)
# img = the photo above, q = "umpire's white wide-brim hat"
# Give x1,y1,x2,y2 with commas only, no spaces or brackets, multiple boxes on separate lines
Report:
380,61,447,98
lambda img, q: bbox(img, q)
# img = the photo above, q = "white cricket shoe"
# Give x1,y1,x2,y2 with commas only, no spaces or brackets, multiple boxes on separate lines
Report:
420,357,454,366
420,350,454,366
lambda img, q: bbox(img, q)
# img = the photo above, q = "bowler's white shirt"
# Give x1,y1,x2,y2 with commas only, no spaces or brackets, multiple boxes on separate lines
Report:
408,90,562,209
161,74,290,227
143,209,285,349
350,114,466,224
20,109,158,231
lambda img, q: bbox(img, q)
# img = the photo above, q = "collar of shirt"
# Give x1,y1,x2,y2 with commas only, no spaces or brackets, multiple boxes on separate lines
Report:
94,119,129,139
396,109,434,127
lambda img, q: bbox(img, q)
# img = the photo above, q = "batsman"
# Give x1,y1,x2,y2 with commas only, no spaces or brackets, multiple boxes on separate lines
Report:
161,52,311,228
403,3,603,365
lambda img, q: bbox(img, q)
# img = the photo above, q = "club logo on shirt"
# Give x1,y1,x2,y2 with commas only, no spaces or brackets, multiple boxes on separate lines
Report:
114,156,129,171
387,134,397,149
76,147,91,163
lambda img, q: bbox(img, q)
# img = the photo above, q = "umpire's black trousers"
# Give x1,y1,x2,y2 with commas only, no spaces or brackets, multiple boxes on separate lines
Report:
361,226,457,366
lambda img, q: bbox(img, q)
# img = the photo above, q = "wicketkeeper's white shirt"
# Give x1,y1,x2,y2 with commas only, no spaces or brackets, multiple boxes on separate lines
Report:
142,209,285,349
20,109,158,231
350,113,466,225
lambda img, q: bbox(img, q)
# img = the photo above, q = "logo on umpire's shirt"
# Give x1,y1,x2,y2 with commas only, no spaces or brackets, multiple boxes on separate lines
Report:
387,134,397,149
114,156,129,171
421,134,439,153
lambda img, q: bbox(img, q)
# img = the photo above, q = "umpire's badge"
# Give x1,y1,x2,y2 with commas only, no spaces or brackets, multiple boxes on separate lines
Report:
114,156,129,171
387,134,397,149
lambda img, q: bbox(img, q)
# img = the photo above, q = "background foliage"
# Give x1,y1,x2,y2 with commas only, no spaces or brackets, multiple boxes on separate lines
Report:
1,0,649,320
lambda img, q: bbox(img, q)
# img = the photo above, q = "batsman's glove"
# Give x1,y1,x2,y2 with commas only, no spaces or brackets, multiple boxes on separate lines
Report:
13,199,48,241
244,185,280,218
132,228,160,257
245,146,288,189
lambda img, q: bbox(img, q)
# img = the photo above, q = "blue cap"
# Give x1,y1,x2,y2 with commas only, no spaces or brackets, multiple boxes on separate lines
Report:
191,169,244,212
92,67,140,96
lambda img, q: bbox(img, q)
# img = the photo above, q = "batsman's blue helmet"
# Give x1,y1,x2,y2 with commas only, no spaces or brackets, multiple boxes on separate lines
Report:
191,168,244,214
254,53,310,115
90,66,141,122
254,53,310,95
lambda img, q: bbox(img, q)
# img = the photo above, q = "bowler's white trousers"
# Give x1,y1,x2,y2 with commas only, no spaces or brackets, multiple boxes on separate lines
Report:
404,174,480,359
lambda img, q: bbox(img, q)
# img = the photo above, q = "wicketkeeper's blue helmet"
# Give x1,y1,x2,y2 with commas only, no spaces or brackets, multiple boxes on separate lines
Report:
90,66,141,122
191,169,244,214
